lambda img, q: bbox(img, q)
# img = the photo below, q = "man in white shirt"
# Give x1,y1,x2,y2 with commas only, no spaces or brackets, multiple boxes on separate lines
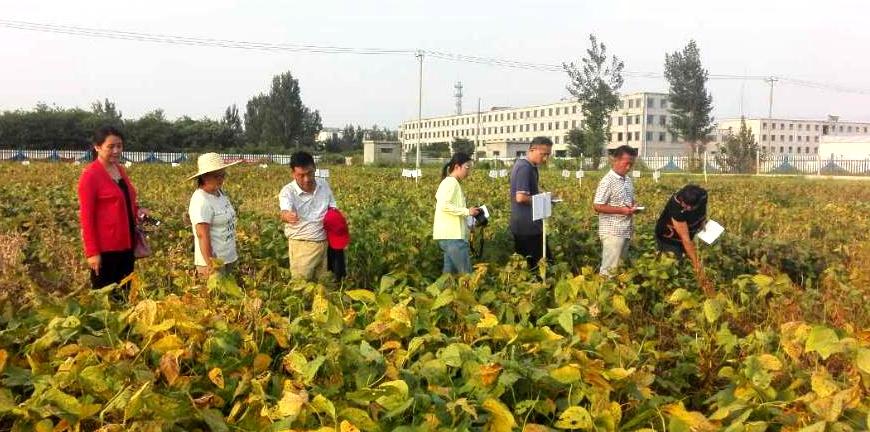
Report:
278,151,337,281
593,145,639,275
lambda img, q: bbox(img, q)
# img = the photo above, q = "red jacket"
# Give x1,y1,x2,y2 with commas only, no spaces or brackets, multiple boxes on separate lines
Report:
78,161,139,257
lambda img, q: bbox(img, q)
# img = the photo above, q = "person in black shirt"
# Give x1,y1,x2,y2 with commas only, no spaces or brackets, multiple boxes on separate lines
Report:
655,184,713,295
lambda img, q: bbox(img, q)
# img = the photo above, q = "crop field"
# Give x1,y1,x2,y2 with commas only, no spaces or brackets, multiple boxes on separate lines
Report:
0,162,868,431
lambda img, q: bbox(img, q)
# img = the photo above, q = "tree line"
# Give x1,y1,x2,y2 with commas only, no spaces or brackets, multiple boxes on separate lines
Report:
0,71,340,153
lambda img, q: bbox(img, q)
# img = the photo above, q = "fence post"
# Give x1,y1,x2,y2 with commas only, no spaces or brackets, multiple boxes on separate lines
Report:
817,153,821,176
703,151,708,183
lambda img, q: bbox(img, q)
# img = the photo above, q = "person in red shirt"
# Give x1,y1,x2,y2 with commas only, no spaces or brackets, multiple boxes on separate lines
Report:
78,126,147,292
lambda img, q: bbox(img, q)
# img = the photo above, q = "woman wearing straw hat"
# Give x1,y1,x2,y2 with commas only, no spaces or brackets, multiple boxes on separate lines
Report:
187,153,241,277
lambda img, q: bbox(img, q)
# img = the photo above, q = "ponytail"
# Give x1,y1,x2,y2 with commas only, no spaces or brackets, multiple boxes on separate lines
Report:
441,152,473,179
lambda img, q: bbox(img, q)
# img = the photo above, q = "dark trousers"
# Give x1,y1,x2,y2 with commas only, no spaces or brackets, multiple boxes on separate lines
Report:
90,250,135,291
327,247,346,280
656,240,685,260
513,233,551,270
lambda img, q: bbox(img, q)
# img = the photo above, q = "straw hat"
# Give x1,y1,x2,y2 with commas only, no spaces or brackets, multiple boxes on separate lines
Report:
187,153,242,180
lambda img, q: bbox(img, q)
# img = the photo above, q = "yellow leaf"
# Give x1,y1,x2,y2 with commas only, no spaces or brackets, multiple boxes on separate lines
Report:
345,290,376,303
340,420,360,432
612,294,631,317
482,398,516,432
389,304,412,326
554,406,592,430
757,354,782,371
810,369,838,398
275,383,308,419
0,349,7,372
550,364,582,384
208,367,225,389
253,353,272,373
475,305,499,329
523,424,552,432
312,294,329,323
151,334,184,352
664,402,717,432
604,367,636,381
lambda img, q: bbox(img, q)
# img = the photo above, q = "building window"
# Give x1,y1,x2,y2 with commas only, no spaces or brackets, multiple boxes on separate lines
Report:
797,136,802,142
548,108,553,116
805,146,810,153
789,123,793,130
619,100,625,109
618,132,623,141
572,120,577,128
648,97,655,107
572,106,577,113
626,116,631,125
839,126,843,132
661,99,667,108
626,133,631,141
634,131,640,141
814,136,819,143
814,125,819,131
548,123,552,130
660,115,667,126
647,114,654,124
618,116,623,126
628,100,633,108
762,122,767,129
797,147,801,154
646,131,653,141
762,134,767,141
659,132,666,141
563,121,568,129
798,124,802,131
636,98,642,107
865,127,868,133
788,135,793,142
635,115,640,124
380,147,393,153
780,135,785,141
555,136,560,144
532,124,537,132
780,123,785,130
780,146,784,153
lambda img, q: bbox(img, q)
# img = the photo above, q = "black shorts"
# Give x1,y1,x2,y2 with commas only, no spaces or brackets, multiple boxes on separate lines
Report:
656,240,685,260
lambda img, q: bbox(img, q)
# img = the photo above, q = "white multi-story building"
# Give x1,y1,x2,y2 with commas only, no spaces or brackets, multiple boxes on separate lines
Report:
398,92,684,157
713,115,870,156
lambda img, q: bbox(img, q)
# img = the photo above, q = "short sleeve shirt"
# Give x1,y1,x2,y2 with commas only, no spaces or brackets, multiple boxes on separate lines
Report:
509,158,542,235
593,169,636,238
188,188,238,266
278,178,337,241
655,195,706,246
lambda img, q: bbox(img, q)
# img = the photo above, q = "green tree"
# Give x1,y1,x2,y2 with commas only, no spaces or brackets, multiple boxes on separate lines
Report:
716,117,759,173
451,137,475,155
243,71,322,149
565,128,585,158
219,104,244,150
664,40,715,161
564,34,624,169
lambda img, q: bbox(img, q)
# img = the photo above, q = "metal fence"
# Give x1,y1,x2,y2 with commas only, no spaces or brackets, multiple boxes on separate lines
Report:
2,149,868,176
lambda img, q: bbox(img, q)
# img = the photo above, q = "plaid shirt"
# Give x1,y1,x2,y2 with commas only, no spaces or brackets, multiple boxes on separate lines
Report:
594,169,636,238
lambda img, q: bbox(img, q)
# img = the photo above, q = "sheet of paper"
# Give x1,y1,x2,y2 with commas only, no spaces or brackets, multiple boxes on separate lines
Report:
532,192,552,221
697,219,724,245
479,205,490,219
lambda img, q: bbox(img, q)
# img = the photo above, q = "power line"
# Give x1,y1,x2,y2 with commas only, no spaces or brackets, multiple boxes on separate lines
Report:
2,18,869,96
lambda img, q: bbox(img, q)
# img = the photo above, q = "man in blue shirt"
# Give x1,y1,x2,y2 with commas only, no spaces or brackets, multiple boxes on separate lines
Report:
509,136,553,270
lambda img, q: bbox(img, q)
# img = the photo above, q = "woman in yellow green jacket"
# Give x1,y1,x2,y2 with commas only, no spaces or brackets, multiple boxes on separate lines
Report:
433,152,480,274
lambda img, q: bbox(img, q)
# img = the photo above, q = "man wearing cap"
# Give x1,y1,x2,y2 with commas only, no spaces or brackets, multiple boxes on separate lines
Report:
278,151,337,281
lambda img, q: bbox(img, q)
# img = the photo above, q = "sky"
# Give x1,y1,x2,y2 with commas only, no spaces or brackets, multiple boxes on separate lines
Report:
2,0,870,129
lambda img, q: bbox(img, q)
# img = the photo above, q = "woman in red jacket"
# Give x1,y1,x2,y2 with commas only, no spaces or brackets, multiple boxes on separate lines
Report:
78,126,146,290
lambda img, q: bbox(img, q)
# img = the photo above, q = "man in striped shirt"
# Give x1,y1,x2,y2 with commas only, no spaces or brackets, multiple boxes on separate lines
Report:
593,145,639,275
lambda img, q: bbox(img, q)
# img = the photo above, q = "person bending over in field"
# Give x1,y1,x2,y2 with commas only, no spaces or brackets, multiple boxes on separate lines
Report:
433,152,480,274
78,126,149,294
187,153,241,278
654,184,714,296
278,151,337,281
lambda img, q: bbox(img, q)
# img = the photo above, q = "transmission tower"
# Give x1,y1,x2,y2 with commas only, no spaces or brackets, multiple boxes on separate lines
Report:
454,81,463,115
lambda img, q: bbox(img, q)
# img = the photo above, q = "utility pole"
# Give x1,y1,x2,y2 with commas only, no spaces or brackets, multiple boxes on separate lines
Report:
415,50,423,185
766,76,778,119
475,98,481,159
454,81,463,115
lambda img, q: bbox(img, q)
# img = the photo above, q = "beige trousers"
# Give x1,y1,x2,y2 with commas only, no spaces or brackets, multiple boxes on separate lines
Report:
288,239,328,281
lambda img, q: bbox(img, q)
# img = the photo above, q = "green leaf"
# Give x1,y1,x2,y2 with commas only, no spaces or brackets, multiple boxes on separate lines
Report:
557,308,573,334
554,406,593,430
311,394,336,421
550,365,581,384
431,288,455,310
805,326,843,359
302,356,326,385
201,408,230,432
797,421,826,432
340,407,380,432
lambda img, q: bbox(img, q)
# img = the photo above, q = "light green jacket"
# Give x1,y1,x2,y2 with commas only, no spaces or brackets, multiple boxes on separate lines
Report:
433,176,470,240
